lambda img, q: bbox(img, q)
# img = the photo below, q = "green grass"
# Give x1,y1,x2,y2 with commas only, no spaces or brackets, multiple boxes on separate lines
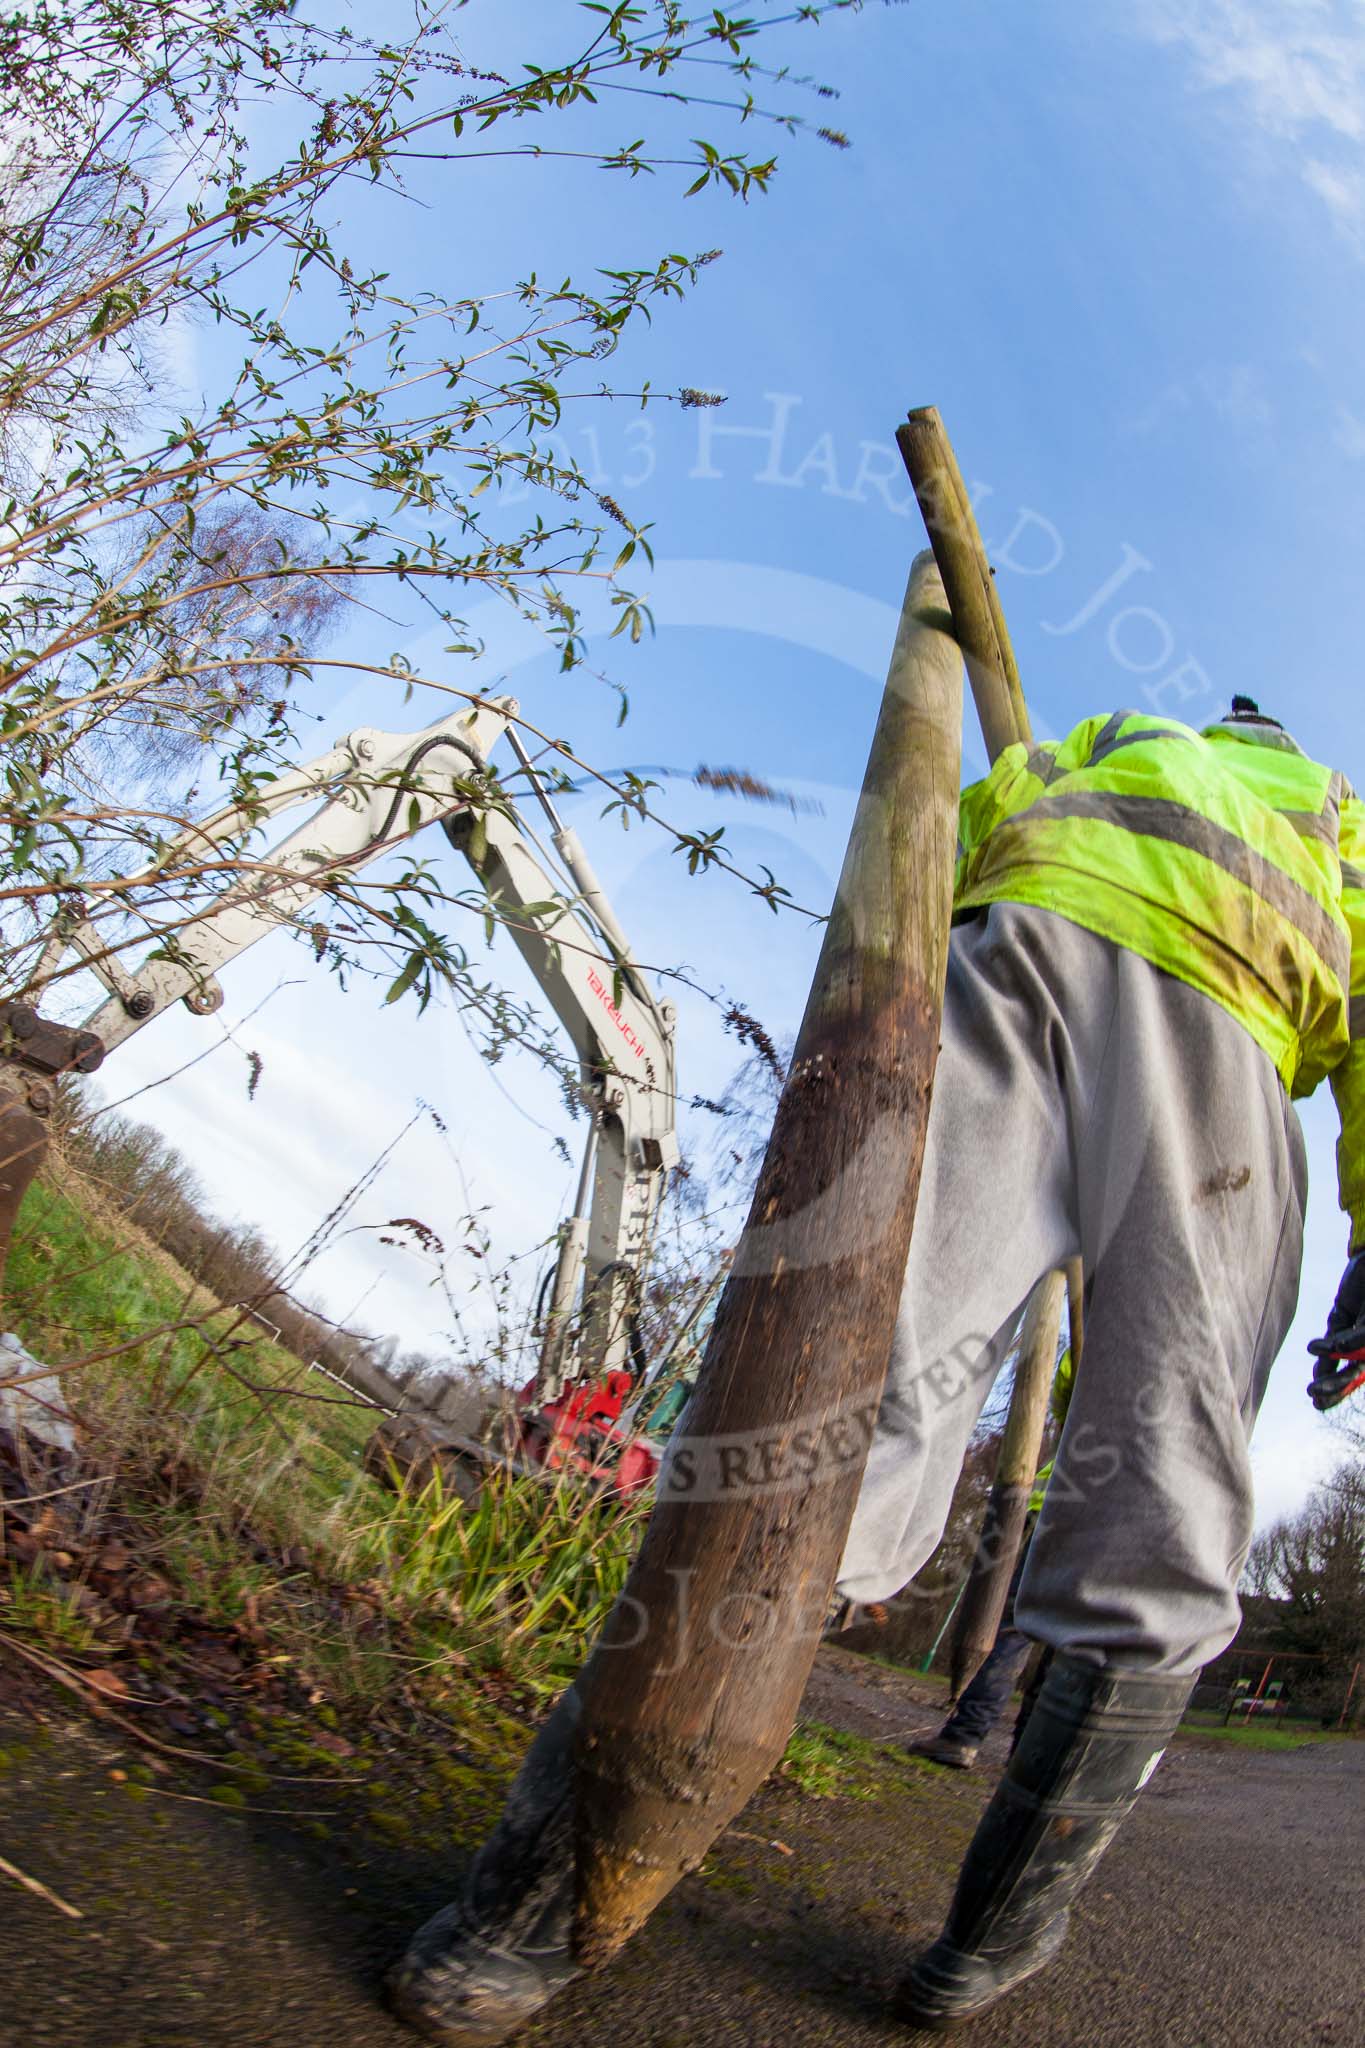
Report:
781,1720,892,1800
7,1174,375,1525
2,1163,650,1737
1180,1714,1349,1752
346,1457,650,1700
0,1561,105,1658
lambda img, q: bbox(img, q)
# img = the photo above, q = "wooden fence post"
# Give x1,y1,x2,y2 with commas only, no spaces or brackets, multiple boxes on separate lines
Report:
1065,1254,1085,1376
571,547,964,1964
896,407,1066,1701
895,406,1030,763
0,1089,48,1306
946,1268,1067,1699
0,1007,104,1314
943,1255,1085,1699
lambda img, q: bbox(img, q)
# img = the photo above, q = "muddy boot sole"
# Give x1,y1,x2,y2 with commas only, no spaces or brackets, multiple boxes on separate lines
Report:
894,1913,1068,2030
387,1903,578,2047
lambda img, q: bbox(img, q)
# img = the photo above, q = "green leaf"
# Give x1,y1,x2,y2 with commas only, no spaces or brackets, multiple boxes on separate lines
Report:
384,952,424,1006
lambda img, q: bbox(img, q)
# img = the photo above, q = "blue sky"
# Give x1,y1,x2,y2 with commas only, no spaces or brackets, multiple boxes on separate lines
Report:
100,2,1365,1528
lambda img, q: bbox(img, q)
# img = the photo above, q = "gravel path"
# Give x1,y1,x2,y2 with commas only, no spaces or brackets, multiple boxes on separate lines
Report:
0,1648,1359,2048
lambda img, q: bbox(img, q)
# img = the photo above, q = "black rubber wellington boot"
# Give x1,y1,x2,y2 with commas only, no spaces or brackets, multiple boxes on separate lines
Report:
388,1681,583,2046
906,1731,979,1770
896,1651,1193,2032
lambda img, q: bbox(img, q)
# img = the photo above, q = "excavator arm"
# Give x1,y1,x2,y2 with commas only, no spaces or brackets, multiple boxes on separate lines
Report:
52,696,516,1051
444,744,678,1393
15,698,678,1390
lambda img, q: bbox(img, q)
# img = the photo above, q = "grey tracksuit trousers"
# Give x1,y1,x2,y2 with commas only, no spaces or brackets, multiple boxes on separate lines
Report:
836,904,1308,1674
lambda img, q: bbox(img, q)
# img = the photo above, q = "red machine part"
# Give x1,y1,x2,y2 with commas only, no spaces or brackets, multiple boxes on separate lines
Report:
515,1371,661,1499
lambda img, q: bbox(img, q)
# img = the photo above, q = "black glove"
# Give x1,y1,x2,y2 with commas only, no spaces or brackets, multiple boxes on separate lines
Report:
1307,1252,1365,1412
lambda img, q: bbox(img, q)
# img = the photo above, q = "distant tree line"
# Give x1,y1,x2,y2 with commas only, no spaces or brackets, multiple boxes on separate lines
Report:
1238,1461,1365,1726
52,1083,489,1418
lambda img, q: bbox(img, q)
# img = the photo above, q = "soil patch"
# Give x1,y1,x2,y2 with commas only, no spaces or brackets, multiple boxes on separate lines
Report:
1,1643,1359,2047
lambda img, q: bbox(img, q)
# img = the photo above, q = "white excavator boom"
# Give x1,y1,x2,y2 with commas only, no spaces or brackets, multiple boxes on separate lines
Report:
28,698,679,1389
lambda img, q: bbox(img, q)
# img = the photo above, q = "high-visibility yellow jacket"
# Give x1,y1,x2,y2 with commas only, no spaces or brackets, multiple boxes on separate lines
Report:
954,710,1365,1253
1028,1345,1076,1515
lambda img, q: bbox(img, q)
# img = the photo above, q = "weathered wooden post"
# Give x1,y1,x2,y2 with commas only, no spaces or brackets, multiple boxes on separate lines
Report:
944,1255,1084,1698
571,546,965,1962
0,1006,105,1308
895,405,1031,759
1066,1253,1085,1378
0,1089,49,1304
946,1267,1067,1699
894,406,1074,1705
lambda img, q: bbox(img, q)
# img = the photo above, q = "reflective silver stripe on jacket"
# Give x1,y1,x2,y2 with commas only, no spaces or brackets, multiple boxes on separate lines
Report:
1026,747,1063,787
1089,710,1130,760
994,789,1352,988
1342,862,1365,895
1281,777,1342,855
1352,995,1365,1043
1088,717,1346,868
1088,713,1197,765
1281,810,1336,848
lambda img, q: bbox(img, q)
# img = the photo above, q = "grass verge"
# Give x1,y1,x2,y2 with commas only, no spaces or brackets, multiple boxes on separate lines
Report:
1179,1714,1351,1752
3,1162,947,1828
0,1162,646,1792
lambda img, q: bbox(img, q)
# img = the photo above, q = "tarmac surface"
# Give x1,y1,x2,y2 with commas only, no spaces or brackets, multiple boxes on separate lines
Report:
0,1646,1360,2048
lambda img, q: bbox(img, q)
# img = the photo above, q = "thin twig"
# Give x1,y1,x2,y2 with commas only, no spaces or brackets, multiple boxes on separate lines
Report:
0,1473,113,1509
139,1784,332,1818
0,1633,167,1706
0,1851,84,1920
87,980,304,1120
0,1633,351,1782
0,1322,222,1383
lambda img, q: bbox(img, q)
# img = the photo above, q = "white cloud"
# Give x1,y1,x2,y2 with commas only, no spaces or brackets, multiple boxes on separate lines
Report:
1125,362,1272,438
1198,362,1275,427
1135,2,1365,245
1141,1,1365,140
1332,402,1365,454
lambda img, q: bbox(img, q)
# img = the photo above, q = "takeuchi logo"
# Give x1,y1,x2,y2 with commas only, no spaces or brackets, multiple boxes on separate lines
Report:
587,965,646,1059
